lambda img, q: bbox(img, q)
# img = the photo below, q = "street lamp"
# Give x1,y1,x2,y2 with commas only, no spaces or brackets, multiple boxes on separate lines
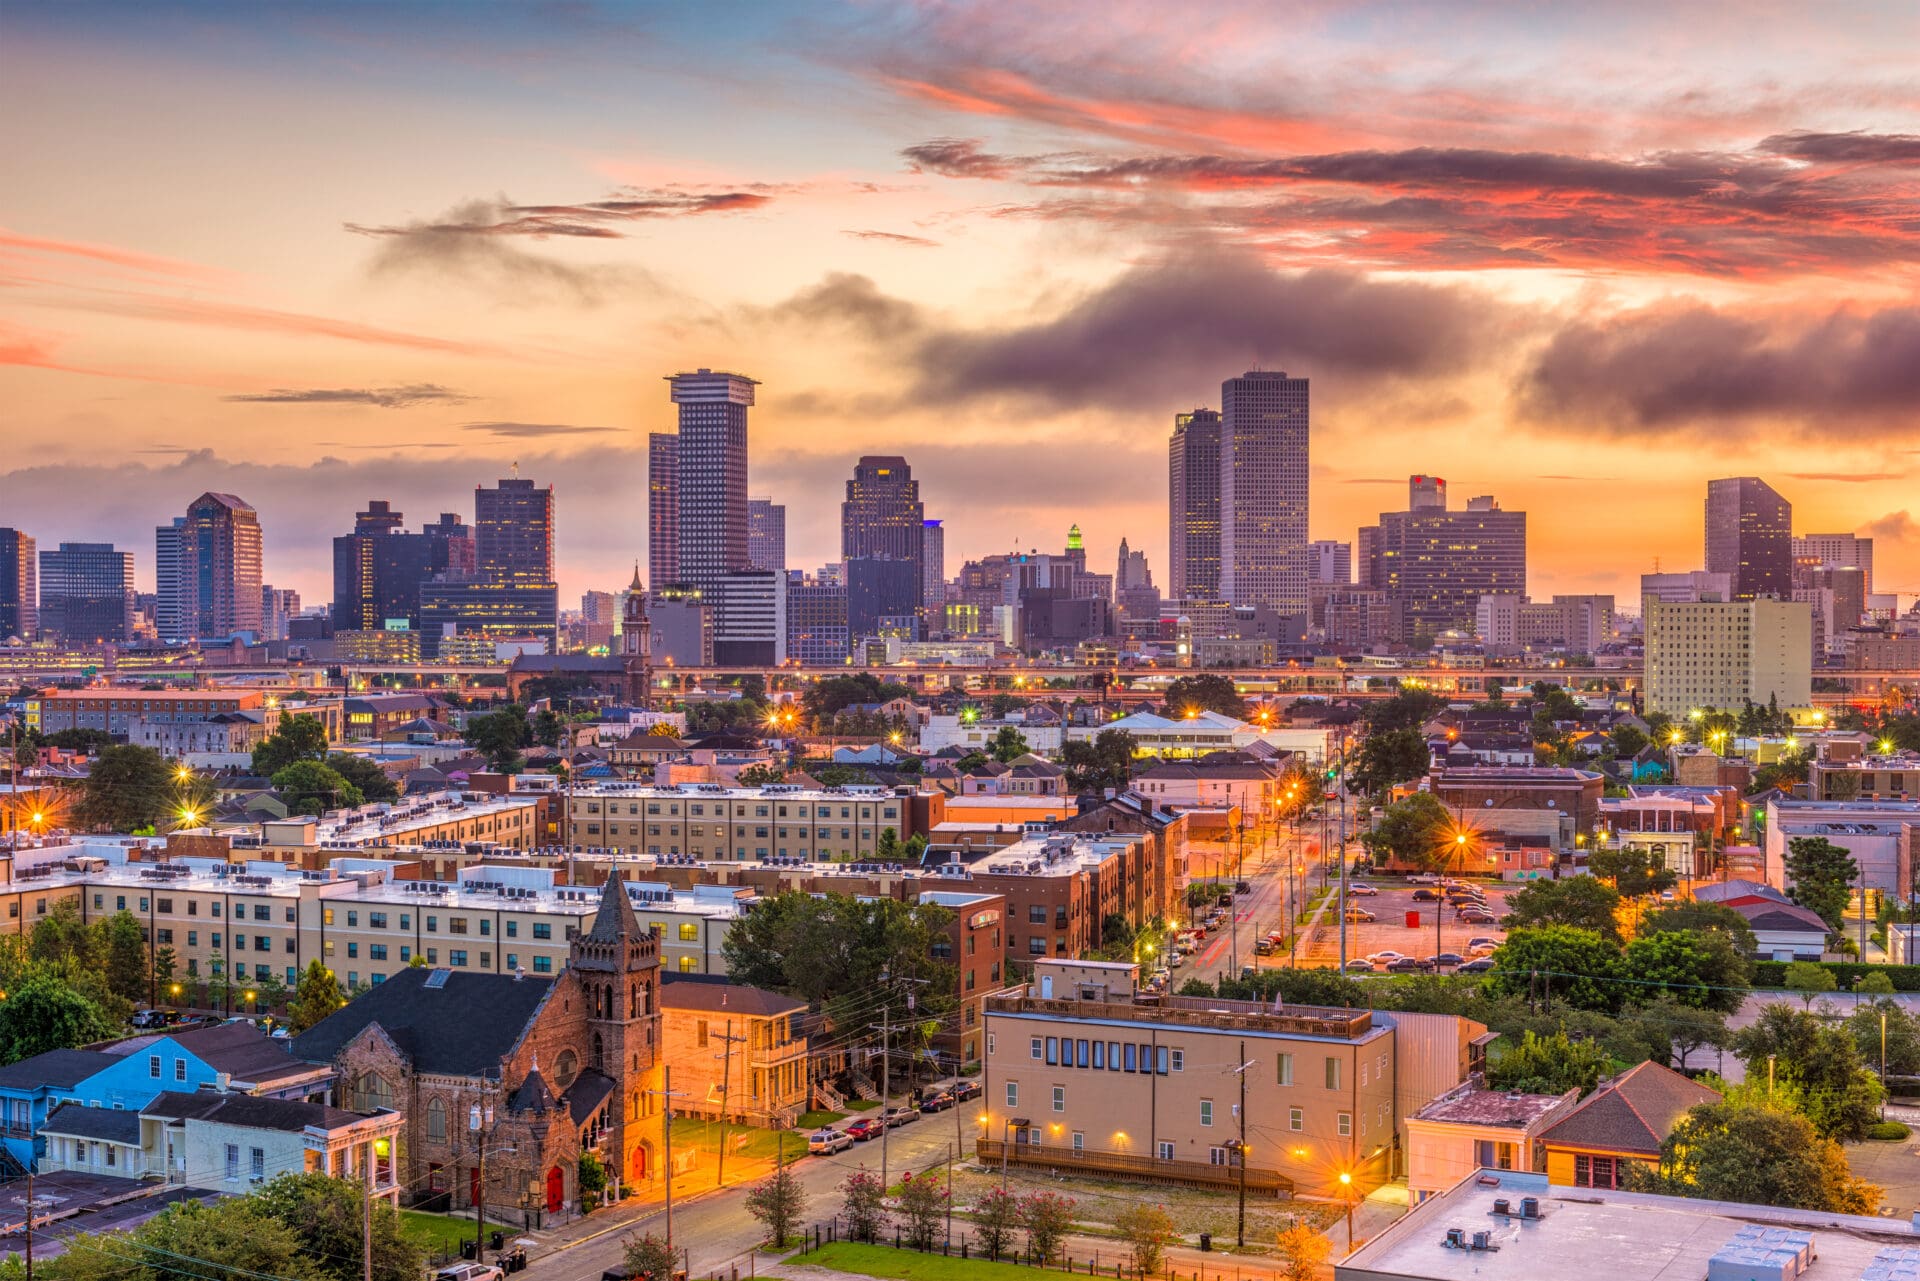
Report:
1338,1171,1355,1251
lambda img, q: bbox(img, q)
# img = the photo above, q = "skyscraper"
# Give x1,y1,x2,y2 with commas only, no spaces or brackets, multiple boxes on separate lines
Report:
474,476,554,586
1168,408,1221,602
841,455,924,565
748,497,786,573
0,529,36,640
1116,536,1152,591
38,542,134,642
921,519,946,611
260,586,299,641
1409,475,1447,510
332,501,468,633
668,369,757,588
1306,540,1351,585
158,493,263,641
417,477,558,649
647,430,679,591
1793,533,1873,594
1705,477,1792,601
1362,483,1526,642
1219,371,1310,614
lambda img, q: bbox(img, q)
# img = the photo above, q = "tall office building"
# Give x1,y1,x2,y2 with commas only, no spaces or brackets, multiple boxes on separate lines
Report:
1705,477,1792,601
1167,408,1221,602
1640,570,1733,607
922,519,946,612
1361,484,1526,642
156,493,263,642
332,501,471,634
1793,533,1874,594
647,431,679,591
845,557,923,641
474,477,554,585
1409,475,1447,510
1218,371,1310,613
0,529,36,640
668,369,757,588
747,497,786,573
1306,540,1351,585
1117,536,1153,590
37,542,134,643
787,574,850,664
261,586,299,641
418,478,559,649
841,457,925,601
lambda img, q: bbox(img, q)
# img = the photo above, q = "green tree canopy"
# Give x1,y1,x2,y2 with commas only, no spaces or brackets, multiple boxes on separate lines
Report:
1348,727,1430,796
289,960,346,1033
1638,901,1757,956
0,972,119,1065
1485,925,1625,1013
720,892,957,1034
1783,836,1859,932
1485,1029,1609,1096
326,752,399,803
1363,688,1448,734
1503,875,1622,940
989,724,1031,762
802,674,914,724
249,1173,424,1281
77,744,208,832
1621,929,1749,1012
251,713,330,776
271,761,363,816
101,910,149,1005
1731,1002,1882,1141
1060,729,1136,793
465,704,533,773
1627,1101,1879,1214
1587,844,1679,898
1361,790,1453,870
1161,674,1247,719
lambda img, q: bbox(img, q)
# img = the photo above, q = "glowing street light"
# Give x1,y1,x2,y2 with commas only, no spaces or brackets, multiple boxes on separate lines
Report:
1881,739,1896,755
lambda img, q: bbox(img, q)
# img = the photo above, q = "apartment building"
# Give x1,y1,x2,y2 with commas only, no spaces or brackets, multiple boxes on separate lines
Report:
921,888,1008,1069
1763,798,1920,898
564,782,910,861
1810,751,1920,802
241,790,544,865
956,832,1172,964
658,976,809,1127
28,688,266,735
979,959,1477,1198
1643,596,1812,715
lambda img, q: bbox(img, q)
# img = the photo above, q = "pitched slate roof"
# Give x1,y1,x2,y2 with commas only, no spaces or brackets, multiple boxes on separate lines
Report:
0,1049,115,1091
566,1070,616,1126
142,1090,366,1133
291,967,555,1079
659,974,805,1017
1736,902,1830,933
1538,1061,1719,1157
41,1102,142,1145
153,1023,317,1086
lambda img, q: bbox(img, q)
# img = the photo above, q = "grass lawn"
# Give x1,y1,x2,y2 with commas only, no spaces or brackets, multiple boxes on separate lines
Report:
398,1209,508,1256
799,1110,848,1129
669,1116,808,1162
844,1098,882,1111
794,1242,1060,1281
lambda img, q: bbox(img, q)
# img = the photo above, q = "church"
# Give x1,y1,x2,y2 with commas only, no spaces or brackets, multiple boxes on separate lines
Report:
292,872,662,1224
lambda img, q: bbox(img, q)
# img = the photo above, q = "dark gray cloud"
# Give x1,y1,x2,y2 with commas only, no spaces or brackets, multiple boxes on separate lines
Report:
347,188,772,241
347,199,658,304
752,272,927,342
1866,511,1917,541
842,229,940,247
462,421,619,438
224,384,468,409
1519,302,1920,436
1759,131,1920,165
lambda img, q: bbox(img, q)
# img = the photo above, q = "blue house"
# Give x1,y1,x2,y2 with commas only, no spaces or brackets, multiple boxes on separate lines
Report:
0,1023,333,1171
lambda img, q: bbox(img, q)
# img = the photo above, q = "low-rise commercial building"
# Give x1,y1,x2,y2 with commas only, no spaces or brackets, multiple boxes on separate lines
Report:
1763,798,1920,898
1811,751,1920,802
28,688,266,736
1069,710,1332,763
1404,1077,1577,1202
1537,1061,1717,1191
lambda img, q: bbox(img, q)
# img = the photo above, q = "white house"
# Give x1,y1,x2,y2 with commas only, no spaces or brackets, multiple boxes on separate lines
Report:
1404,1079,1579,1203
1066,710,1331,761
920,713,1064,755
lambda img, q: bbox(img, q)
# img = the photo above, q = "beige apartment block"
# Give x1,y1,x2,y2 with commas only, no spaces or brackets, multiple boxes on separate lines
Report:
1644,597,1812,715
566,783,907,861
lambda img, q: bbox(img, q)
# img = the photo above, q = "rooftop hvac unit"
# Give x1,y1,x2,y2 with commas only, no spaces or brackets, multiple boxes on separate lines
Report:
1519,1196,1540,1219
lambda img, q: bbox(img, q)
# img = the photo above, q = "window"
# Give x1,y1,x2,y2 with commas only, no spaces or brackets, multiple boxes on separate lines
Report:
426,916,438,933
480,919,490,936
1076,1039,1089,1068
1325,1057,1342,1090
369,912,387,929
400,914,410,929
1030,1038,1042,1060
106,1144,116,1168
1005,1082,1019,1108
225,1143,239,1180
1027,937,1046,956
1200,1099,1214,1127
1091,1041,1104,1070
250,1147,265,1179
987,1033,996,1056
148,1055,161,1079
1157,1141,1175,1161
1156,1046,1169,1075
449,917,468,934
1052,1085,1065,1112
1028,906,1047,924
347,943,358,958
256,935,270,952
1209,1146,1229,1166
1071,1131,1084,1152
1574,1155,1619,1189
370,944,388,961
1289,1107,1303,1132
346,911,358,927
1277,1053,1294,1087
506,920,518,937
1170,1049,1184,1072
1123,1044,1137,1072
175,1060,186,1082
533,956,552,973
449,950,467,967
1045,1037,1058,1065
1337,1112,1352,1137
426,1097,447,1142
678,923,698,941
533,923,552,940
505,955,517,971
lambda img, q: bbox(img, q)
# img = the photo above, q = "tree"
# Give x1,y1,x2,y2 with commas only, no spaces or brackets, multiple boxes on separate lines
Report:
1627,1101,1879,1214
1363,688,1448,734
1276,1221,1332,1281
1114,1204,1175,1274
1855,970,1897,996
578,1151,607,1205
972,1187,1019,1259
1485,1030,1609,1096
1636,998,1729,1072
1732,1003,1883,1141
1622,930,1748,1013
327,753,399,803
1783,961,1837,1007
896,1169,944,1250
802,674,914,725
1349,727,1429,796
251,714,330,776
1361,791,1453,870
1587,844,1677,898
1020,1190,1075,1264
743,1166,807,1247
1161,674,1246,719
151,944,178,995
736,764,786,787
250,1172,424,1281
75,743,183,832
0,972,118,1064
1639,902,1757,956
530,707,566,748
31,900,98,969
987,725,1031,763
1850,997,1920,1078
1611,724,1650,757
466,705,533,773
289,960,345,1033
129,1192,322,1281
1503,875,1622,940
1485,926,1624,1013
1060,729,1136,793
1783,837,1859,932
101,911,149,1005
814,764,875,787
720,892,957,1032
272,761,364,817
621,1233,678,1281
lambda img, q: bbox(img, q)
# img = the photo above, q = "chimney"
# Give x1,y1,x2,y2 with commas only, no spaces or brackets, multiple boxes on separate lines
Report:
215,1072,231,1094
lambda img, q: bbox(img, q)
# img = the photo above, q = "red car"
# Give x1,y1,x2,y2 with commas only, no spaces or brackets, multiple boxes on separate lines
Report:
845,1117,884,1142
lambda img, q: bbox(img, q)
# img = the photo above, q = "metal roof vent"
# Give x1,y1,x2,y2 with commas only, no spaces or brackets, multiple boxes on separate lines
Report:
1705,1224,1813,1281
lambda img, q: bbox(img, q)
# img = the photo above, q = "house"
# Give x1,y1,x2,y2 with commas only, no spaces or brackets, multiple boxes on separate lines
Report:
1733,899,1831,960
1536,1061,1718,1190
291,873,662,1224
657,976,808,1128
1132,752,1288,814
1404,1076,1579,1202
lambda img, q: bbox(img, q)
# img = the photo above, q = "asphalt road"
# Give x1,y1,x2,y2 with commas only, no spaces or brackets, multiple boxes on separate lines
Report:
532,1099,988,1281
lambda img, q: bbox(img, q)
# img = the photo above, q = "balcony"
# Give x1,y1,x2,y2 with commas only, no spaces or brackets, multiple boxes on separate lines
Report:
986,994,1374,1041
976,1138,1293,1195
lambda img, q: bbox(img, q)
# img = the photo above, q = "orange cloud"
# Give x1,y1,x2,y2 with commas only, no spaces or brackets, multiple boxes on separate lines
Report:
0,228,231,284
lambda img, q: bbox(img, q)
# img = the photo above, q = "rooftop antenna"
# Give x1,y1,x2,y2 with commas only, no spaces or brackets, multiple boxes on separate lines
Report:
511,460,520,479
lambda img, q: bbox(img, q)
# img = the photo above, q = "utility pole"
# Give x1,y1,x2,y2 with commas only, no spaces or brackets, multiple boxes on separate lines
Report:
714,1020,744,1189
1230,1045,1254,1249
642,1068,686,1250
362,1137,374,1281
24,1166,33,1281
872,973,927,1193
471,1081,494,1261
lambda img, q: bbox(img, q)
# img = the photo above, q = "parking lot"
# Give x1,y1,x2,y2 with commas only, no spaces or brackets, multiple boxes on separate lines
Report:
1284,876,1515,972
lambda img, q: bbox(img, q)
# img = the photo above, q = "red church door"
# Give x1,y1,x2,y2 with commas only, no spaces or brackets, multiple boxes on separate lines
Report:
630,1145,647,1182
545,1165,563,1214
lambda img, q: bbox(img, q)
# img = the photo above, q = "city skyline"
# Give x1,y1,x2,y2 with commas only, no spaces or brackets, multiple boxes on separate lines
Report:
5,2,1920,607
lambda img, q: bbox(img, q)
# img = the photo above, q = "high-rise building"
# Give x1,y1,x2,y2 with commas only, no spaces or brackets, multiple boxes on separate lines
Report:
1640,570,1733,608
1409,475,1447,510
787,574,850,665
708,569,785,665
1306,540,1351,585
1116,536,1153,591
841,457,924,603
1167,408,1221,602
334,504,476,636
1361,483,1526,642
417,478,558,649
845,557,922,641
260,586,299,641
647,430,679,591
747,497,786,573
668,369,756,588
1218,371,1309,613
1645,597,1812,715
475,477,554,586
921,519,946,614
0,529,37,640
38,542,133,643
157,493,263,642
1793,533,1874,594
1705,477,1792,601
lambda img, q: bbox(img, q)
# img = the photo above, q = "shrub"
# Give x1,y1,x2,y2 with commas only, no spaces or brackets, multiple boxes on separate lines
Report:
841,1169,887,1243
1020,1190,1075,1264
973,1187,1020,1259
896,1170,944,1250
1867,1121,1911,1141
1114,1204,1175,1274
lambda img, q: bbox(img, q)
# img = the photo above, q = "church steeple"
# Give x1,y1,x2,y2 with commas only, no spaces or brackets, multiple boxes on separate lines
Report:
621,569,652,710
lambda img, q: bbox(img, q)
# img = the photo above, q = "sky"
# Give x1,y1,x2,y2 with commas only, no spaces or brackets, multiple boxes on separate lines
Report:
4,0,1920,611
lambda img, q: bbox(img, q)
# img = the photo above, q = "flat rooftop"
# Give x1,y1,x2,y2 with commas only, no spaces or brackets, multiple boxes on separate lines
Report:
1410,1081,1571,1129
298,790,541,847
1339,1169,1917,1281
564,782,909,802
971,832,1142,876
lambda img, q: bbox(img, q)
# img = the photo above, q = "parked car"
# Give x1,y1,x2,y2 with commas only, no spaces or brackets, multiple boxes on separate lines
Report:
918,1093,954,1114
1458,958,1497,974
1254,940,1275,956
845,1118,883,1142
131,1008,180,1030
1659,890,1677,902
1467,938,1500,954
1427,953,1466,968
885,1106,919,1128
1343,959,1378,973
1367,950,1408,965
437,1265,503,1281
1384,957,1432,973
1408,874,1441,885
808,1128,853,1155
1348,884,1379,896
952,1080,983,1101
1345,907,1377,922
1411,888,1443,902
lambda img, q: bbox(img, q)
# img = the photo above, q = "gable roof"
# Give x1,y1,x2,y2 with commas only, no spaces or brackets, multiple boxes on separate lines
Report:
141,1023,318,1086
659,975,805,1018
41,1102,142,1146
1539,1061,1719,1157
291,967,555,1079
0,1049,115,1092
1736,902,1830,933
142,1090,366,1133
